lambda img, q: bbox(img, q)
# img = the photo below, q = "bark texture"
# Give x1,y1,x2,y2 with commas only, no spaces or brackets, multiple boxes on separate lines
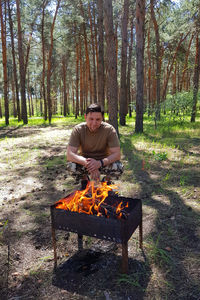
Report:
119,0,129,126
0,0,9,125
104,0,119,134
191,35,200,122
8,0,20,121
46,0,61,123
97,0,105,109
16,0,27,124
135,0,145,133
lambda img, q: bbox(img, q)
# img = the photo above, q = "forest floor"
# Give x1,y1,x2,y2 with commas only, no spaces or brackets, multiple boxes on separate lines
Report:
0,121,200,300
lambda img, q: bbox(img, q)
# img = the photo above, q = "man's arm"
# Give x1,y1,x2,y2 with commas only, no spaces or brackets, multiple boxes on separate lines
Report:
67,145,121,180
67,145,87,166
84,146,121,172
102,146,121,166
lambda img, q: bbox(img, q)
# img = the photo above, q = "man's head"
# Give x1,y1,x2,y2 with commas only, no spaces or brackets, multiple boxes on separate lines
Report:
85,103,104,132
85,103,104,116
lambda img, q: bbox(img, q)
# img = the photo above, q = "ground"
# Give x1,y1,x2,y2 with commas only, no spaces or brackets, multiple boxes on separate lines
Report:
0,124,199,300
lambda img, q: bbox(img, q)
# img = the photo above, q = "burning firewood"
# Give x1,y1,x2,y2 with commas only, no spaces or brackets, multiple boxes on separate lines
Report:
55,181,129,220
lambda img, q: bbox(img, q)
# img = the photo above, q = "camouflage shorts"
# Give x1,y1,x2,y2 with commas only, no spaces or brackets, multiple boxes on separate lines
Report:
67,160,124,182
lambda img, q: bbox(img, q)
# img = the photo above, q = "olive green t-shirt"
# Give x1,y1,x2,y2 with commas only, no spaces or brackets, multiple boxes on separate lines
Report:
68,122,120,159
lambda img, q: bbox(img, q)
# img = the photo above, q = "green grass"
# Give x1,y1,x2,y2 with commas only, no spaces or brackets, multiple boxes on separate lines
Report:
0,110,199,300
116,273,145,290
120,112,200,170
144,236,173,267
44,155,66,169
0,115,85,127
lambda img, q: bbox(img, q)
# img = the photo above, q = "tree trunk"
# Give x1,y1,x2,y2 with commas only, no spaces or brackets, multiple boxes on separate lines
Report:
11,76,17,117
150,0,161,120
127,13,134,117
72,89,75,115
93,3,99,87
41,0,48,120
80,0,92,103
180,34,194,92
135,0,145,133
0,98,2,118
119,0,129,126
16,0,27,124
104,0,119,134
152,59,156,106
46,0,61,124
75,35,79,118
0,0,9,125
27,71,32,117
172,62,177,94
191,35,200,122
97,0,105,109
83,61,88,110
162,33,189,100
147,20,152,114
79,37,84,115
7,0,20,121
115,22,118,66
88,3,97,102
144,58,147,108
62,55,67,116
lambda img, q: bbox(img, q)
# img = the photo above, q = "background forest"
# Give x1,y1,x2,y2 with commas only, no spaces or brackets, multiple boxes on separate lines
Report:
0,1,200,300
0,0,199,130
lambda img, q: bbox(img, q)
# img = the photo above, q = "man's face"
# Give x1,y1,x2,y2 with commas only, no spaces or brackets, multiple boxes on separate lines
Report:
85,112,103,132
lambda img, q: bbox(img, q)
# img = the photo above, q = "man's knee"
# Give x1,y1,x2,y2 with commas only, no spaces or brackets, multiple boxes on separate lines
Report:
101,160,124,178
67,162,88,181
66,162,77,173
67,160,124,181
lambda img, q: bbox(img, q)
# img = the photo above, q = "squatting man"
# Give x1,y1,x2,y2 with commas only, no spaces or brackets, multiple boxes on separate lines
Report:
67,103,123,189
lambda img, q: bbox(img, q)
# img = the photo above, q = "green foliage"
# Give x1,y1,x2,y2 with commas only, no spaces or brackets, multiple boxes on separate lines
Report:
39,255,54,262
116,273,145,291
179,175,188,186
152,150,168,161
0,219,8,233
45,156,66,169
145,234,173,267
164,91,197,120
163,172,171,182
0,115,85,128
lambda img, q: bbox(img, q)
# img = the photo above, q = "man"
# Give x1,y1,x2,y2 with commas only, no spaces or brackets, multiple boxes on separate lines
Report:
67,103,123,188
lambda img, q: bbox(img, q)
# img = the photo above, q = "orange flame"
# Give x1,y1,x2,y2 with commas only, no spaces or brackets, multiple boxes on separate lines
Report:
55,181,128,219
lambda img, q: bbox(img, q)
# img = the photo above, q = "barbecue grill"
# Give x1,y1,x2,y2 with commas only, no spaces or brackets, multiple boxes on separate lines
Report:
50,192,142,273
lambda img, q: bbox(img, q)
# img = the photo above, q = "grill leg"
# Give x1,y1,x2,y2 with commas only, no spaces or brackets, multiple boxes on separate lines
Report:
51,225,57,269
78,234,83,251
139,219,143,249
121,242,128,274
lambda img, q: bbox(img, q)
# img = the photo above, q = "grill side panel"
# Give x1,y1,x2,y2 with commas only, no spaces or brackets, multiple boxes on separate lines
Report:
51,197,142,244
51,206,123,243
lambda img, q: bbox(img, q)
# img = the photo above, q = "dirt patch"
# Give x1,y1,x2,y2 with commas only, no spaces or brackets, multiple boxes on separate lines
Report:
0,125,200,300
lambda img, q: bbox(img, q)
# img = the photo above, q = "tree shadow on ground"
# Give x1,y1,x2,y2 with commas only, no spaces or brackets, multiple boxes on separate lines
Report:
120,136,200,299
1,125,199,300
52,248,151,300
0,126,41,139
0,123,74,139
1,140,153,300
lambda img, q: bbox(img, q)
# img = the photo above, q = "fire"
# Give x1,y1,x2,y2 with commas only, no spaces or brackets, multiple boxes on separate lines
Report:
55,181,128,219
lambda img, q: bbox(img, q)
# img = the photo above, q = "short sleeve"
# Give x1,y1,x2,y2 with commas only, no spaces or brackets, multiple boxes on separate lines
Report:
68,126,81,148
107,126,120,148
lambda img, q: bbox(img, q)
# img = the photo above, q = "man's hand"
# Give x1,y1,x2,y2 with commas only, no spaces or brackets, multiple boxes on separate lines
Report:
90,169,100,181
85,158,101,172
